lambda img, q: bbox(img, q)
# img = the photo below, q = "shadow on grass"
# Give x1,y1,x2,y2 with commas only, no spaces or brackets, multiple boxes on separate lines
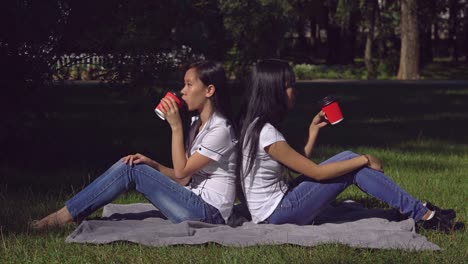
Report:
0,81,467,232
284,81,468,153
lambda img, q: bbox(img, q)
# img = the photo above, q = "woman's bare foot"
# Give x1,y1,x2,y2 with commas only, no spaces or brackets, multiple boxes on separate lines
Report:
31,206,74,230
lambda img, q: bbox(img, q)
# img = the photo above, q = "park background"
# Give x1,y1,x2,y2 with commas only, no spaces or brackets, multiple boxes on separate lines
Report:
1,0,467,263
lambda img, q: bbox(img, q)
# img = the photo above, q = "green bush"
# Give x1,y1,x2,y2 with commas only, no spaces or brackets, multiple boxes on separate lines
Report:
293,64,367,80
293,64,325,79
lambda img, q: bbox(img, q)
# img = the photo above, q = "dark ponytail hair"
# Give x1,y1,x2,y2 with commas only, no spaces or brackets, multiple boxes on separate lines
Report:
236,59,296,180
187,61,237,133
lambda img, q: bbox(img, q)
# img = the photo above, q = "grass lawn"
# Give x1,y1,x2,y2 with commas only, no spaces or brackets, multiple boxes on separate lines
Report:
1,80,467,263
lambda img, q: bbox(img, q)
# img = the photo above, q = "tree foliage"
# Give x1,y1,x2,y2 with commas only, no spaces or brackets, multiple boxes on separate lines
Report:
2,0,468,158
219,0,295,73
0,0,70,86
1,0,467,85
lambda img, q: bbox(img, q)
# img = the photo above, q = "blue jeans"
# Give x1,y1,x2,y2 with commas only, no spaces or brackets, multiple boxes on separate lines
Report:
65,160,225,224
266,151,428,225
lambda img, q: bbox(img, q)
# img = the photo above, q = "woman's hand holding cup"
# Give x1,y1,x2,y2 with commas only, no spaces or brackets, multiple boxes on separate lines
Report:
159,96,182,130
318,95,344,125
155,92,183,119
309,111,328,133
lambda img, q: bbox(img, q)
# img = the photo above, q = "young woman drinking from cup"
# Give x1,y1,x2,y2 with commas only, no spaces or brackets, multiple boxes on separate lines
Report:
33,61,238,229
237,59,460,232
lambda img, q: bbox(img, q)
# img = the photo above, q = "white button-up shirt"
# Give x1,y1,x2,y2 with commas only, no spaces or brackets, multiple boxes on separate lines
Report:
186,111,237,222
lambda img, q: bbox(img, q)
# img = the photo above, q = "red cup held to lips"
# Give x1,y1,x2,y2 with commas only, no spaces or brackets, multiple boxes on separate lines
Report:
154,91,183,120
319,95,344,125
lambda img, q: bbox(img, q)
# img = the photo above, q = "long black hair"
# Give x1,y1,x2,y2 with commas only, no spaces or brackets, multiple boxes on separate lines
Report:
236,59,296,180
187,61,237,133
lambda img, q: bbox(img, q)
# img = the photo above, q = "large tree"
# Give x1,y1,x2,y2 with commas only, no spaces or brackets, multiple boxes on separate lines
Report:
465,1,468,64
418,0,437,67
397,0,420,80
363,0,379,79
448,0,461,62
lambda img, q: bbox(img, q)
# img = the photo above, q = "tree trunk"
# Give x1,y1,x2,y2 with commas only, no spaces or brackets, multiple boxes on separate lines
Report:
465,4,468,64
326,16,356,64
420,28,432,67
397,0,420,80
310,16,318,58
419,0,436,67
324,1,355,65
376,0,385,66
448,0,458,62
364,0,378,79
295,17,311,63
347,11,358,63
433,19,439,57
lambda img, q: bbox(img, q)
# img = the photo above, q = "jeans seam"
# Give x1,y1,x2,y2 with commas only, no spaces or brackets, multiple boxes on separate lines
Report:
356,167,425,220
133,166,185,195
133,165,208,221
68,164,128,219
279,182,330,210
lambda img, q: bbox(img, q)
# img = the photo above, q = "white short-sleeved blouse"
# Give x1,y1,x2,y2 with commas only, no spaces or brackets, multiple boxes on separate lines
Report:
241,121,288,223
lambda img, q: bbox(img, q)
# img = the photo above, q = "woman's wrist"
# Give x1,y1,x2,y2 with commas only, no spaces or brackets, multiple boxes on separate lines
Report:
170,124,183,132
150,160,160,171
362,155,371,166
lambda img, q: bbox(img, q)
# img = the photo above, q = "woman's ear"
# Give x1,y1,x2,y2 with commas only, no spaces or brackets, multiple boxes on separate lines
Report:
206,84,216,98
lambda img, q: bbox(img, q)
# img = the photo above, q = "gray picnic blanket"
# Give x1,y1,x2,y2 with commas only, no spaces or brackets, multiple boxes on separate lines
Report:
65,201,440,250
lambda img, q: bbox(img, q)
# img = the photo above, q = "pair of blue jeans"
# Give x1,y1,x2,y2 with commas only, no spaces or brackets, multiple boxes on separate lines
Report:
65,160,225,224
266,151,428,225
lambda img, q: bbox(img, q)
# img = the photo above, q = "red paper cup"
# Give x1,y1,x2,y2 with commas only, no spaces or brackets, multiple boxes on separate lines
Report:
319,95,344,125
154,92,182,120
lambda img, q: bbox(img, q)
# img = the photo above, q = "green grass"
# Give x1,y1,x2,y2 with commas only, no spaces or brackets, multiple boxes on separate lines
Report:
293,58,468,80
1,81,467,263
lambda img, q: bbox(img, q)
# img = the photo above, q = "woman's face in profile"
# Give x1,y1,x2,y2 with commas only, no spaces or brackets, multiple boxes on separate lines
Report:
180,68,209,112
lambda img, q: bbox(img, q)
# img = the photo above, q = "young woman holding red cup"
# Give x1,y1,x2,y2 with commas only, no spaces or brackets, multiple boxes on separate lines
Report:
32,61,238,229
236,59,460,233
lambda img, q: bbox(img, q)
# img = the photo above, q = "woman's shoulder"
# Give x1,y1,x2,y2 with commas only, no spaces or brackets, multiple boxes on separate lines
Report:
261,122,280,134
246,118,280,136
262,122,276,130
259,122,285,143
204,112,236,139
210,112,234,130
